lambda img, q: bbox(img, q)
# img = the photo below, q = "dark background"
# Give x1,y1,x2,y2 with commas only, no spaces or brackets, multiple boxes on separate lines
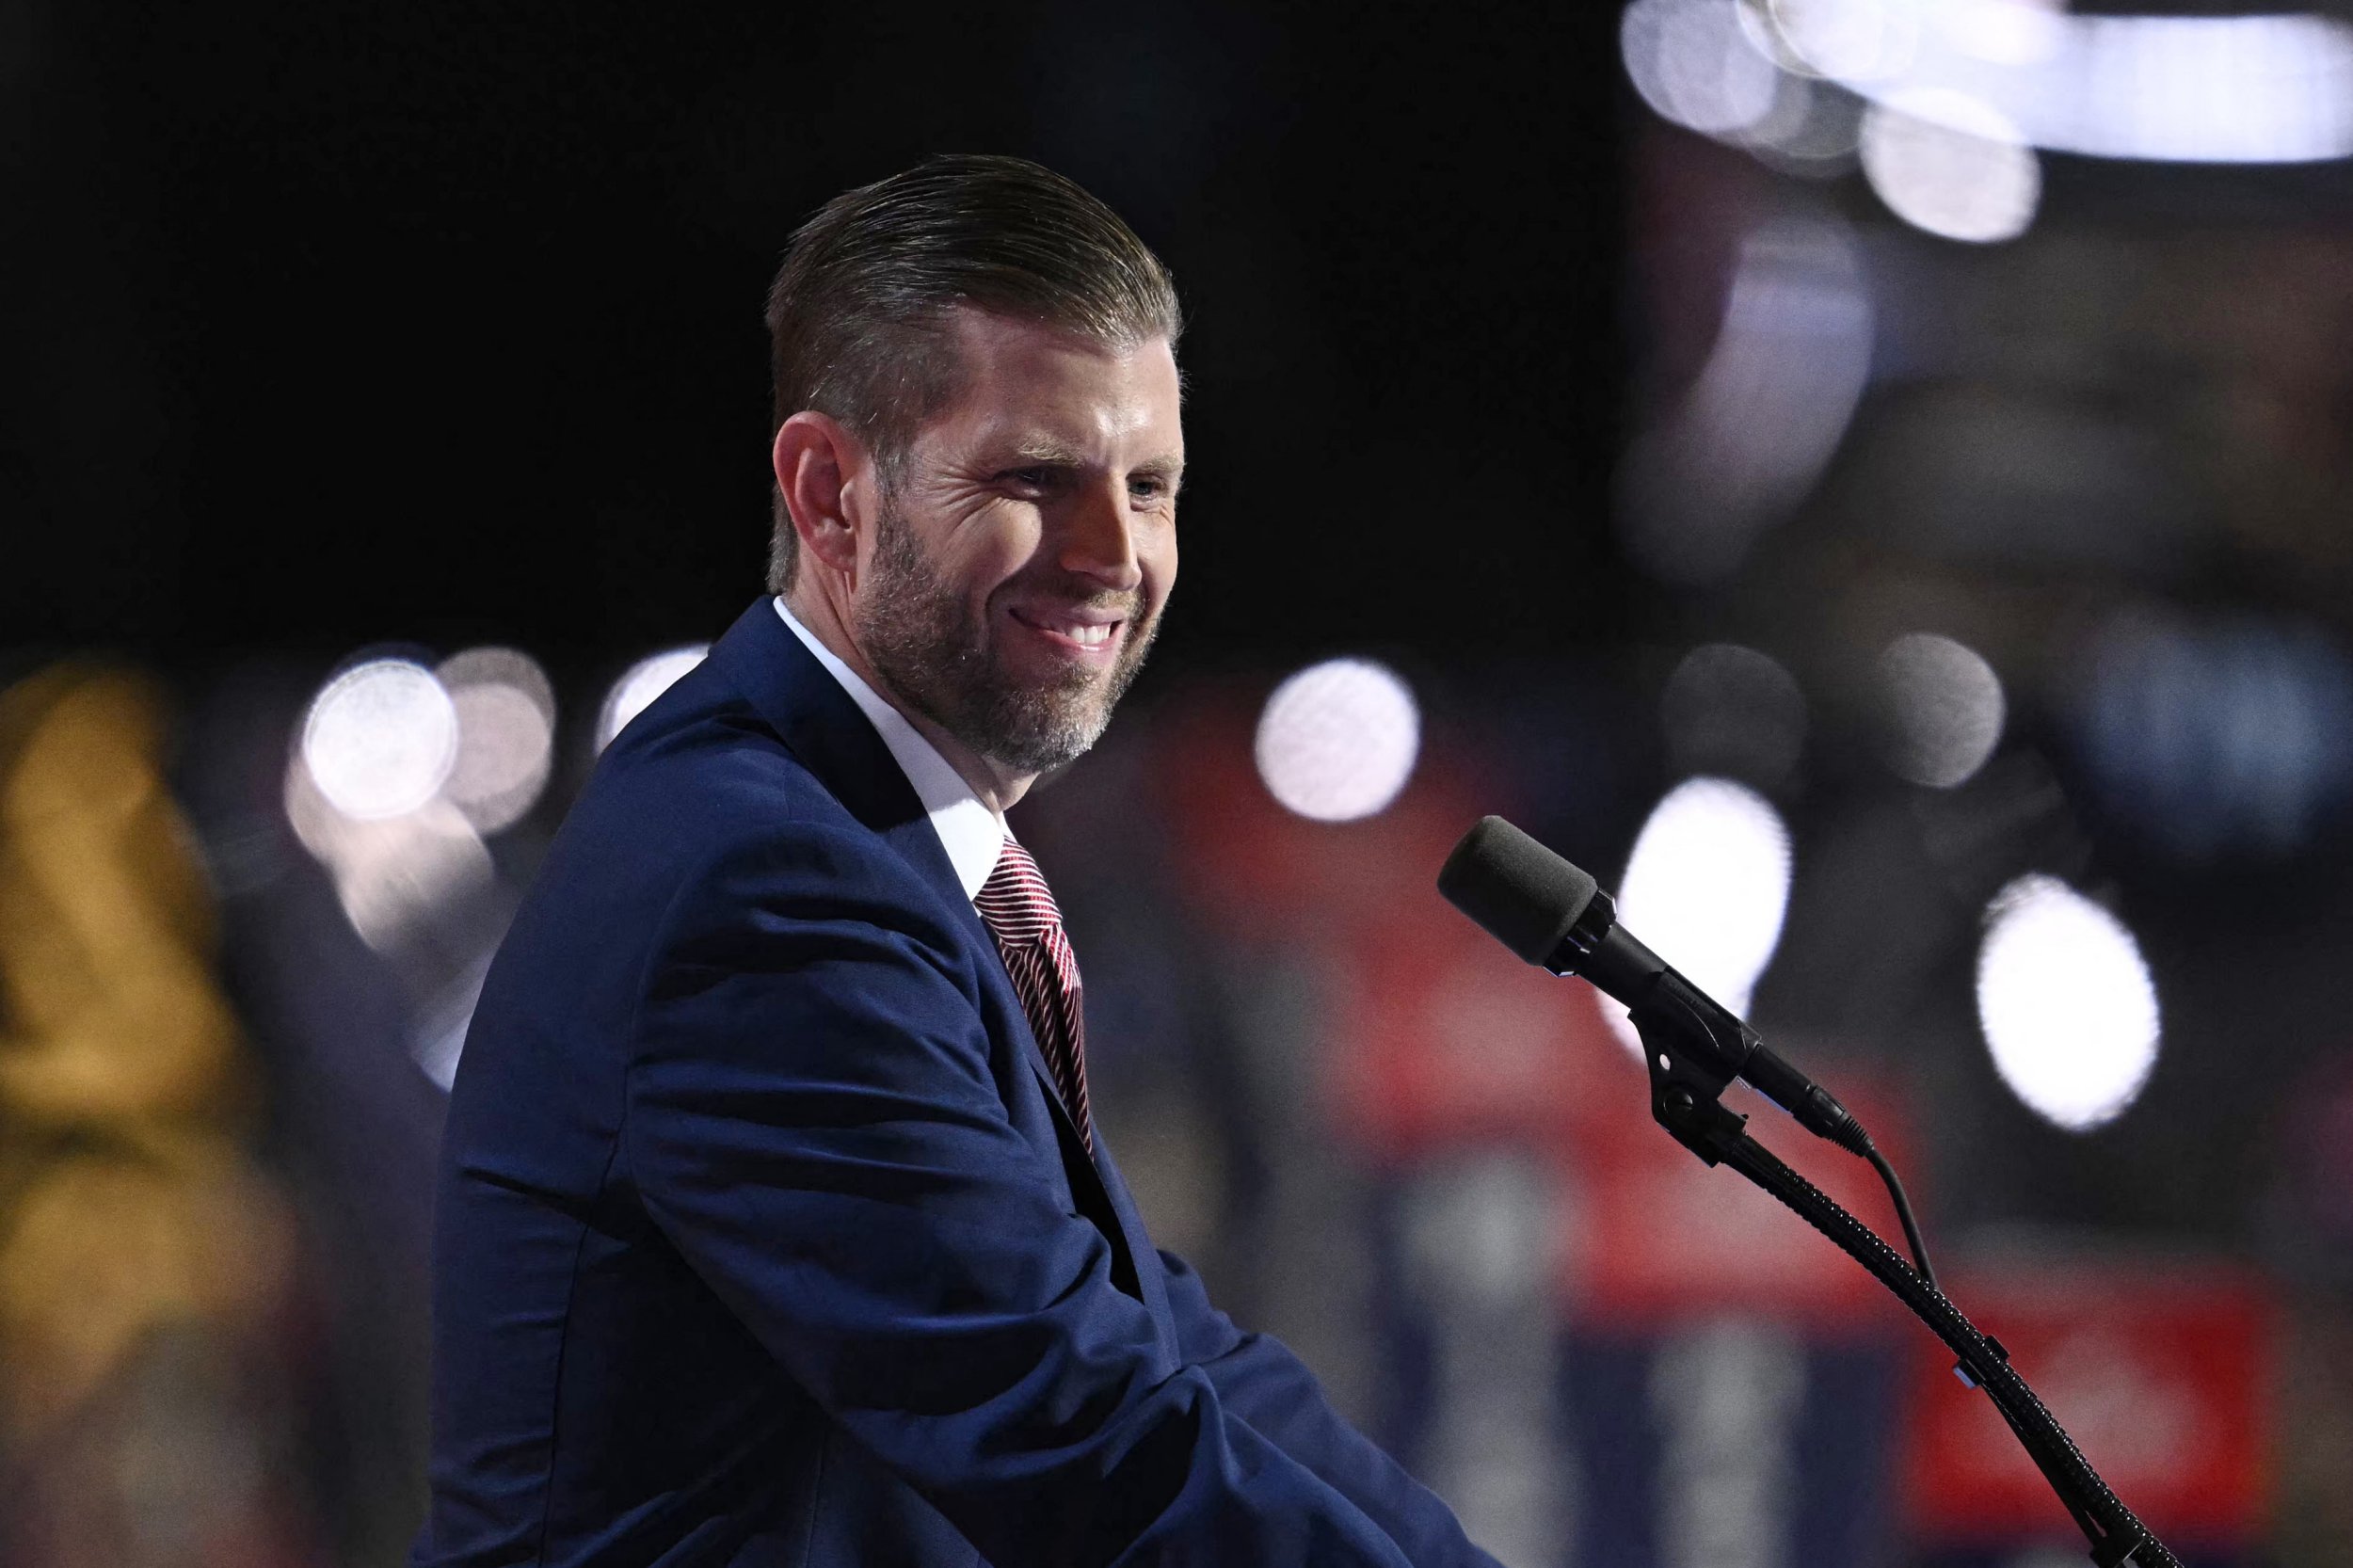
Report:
5,0,1629,668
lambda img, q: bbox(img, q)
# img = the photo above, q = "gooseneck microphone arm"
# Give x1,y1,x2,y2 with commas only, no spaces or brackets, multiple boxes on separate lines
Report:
1438,817,1937,1281
1593,897,1940,1290
1438,815,2178,1568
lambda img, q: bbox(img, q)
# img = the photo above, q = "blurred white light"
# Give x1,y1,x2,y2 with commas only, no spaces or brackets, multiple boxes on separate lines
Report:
1663,643,1808,788
412,960,489,1091
1767,0,1923,80
598,645,709,752
437,647,556,834
1623,0,1783,136
1808,6,2353,164
1862,88,2040,243
300,659,460,821
2063,15,2353,163
284,751,348,869
1254,658,1420,823
283,758,493,953
1931,0,2067,69
1976,874,2160,1131
1618,216,1873,584
1879,632,2005,788
1603,777,1793,1053
1739,72,1868,173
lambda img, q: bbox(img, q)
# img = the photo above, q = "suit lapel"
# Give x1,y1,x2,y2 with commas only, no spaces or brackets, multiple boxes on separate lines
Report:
706,599,955,886
705,600,1144,1300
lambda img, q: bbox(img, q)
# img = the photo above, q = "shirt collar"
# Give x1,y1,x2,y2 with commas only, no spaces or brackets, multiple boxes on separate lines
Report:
773,596,1005,902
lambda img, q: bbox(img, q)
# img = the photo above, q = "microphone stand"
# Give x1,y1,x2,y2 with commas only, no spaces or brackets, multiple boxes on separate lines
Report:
1631,993,2180,1568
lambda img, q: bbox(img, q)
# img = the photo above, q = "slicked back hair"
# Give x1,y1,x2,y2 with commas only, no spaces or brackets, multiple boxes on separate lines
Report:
763,154,1182,594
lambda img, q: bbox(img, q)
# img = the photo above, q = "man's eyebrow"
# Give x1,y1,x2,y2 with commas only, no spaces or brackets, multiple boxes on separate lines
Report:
996,441,1185,481
1004,438,1088,465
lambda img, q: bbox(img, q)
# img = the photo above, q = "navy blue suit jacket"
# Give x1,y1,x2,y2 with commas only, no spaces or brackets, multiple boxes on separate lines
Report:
415,600,1501,1568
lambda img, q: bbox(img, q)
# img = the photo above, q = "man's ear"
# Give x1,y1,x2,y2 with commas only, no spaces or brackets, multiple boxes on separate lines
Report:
772,411,869,579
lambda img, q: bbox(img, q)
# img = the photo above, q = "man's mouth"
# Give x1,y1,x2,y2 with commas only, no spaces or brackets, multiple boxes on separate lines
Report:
1008,605,1127,656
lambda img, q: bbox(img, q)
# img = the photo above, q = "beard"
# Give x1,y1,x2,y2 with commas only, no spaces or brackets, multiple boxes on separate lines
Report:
855,506,1161,776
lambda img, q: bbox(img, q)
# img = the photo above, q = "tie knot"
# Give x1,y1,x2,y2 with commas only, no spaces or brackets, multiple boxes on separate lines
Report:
976,838,1062,943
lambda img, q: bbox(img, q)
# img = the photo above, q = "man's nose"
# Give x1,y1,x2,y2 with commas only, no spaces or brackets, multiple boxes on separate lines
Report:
1055,481,1143,592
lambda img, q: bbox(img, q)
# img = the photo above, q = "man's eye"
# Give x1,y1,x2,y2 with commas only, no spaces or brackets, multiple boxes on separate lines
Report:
1002,467,1055,489
1129,479,1169,502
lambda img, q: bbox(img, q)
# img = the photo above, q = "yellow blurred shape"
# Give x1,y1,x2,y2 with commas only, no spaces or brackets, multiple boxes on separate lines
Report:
0,667,245,1126
0,1140,294,1432
0,664,290,1441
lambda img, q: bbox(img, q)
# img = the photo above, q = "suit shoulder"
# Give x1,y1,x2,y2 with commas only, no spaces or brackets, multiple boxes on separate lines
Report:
552,691,855,888
555,686,951,955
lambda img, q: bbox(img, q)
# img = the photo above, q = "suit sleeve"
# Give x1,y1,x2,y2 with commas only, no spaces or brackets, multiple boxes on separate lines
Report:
1154,1250,1504,1568
622,827,1445,1568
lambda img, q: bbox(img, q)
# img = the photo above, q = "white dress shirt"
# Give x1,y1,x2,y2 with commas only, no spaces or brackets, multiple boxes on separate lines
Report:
774,596,1006,902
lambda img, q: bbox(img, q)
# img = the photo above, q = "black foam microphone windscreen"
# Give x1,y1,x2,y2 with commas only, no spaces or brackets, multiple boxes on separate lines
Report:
1436,816,1599,967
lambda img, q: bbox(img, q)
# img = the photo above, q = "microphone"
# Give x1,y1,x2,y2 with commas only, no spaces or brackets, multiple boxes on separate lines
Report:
1436,828,2182,1556
1437,814,1870,1158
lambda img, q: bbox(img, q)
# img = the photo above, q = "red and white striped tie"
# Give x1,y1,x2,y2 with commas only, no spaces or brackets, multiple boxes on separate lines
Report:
974,838,1093,1152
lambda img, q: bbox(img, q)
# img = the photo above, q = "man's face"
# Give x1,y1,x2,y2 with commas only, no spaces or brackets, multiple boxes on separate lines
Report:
853,309,1182,776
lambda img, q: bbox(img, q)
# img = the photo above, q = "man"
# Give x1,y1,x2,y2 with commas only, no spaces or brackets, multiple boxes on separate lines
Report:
417,154,1501,1568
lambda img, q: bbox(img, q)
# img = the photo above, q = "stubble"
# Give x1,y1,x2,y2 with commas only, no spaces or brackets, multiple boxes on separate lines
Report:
855,507,1160,776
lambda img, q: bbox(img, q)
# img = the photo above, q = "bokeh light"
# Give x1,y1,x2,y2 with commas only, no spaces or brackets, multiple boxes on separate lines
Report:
1764,0,1923,81
1860,88,2040,243
437,647,556,834
283,757,492,953
1603,776,1794,1052
1929,0,2067,69
1878,632,2005,789
1662,643,1807,789
2075,614,2353,860
1739,72,1866,174
299,659,460,822
1254,658,1421,823
1618,216,1873,584
1769,5,2353,164
1623,0,1783,137
1976,874,2161,1131
597,645,711,752
2058,14,2353,164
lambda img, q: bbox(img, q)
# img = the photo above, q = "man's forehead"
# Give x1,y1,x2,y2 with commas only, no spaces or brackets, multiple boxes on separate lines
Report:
931,312,1182,462
944,317,1177,394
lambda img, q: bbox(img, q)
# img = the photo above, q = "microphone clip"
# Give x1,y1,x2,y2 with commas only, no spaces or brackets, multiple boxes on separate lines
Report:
1630,985,1753,1169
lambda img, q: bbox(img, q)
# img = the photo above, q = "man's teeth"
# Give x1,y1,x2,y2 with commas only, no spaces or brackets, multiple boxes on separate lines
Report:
1026,615,1115,647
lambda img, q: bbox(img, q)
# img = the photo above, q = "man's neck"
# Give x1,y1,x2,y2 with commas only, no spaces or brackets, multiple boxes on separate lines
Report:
781,583,1032,816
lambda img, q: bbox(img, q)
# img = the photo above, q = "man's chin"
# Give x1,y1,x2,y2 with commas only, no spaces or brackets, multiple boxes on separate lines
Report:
976,703,1112,776
947,636,1150,775
947,669,1122,769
